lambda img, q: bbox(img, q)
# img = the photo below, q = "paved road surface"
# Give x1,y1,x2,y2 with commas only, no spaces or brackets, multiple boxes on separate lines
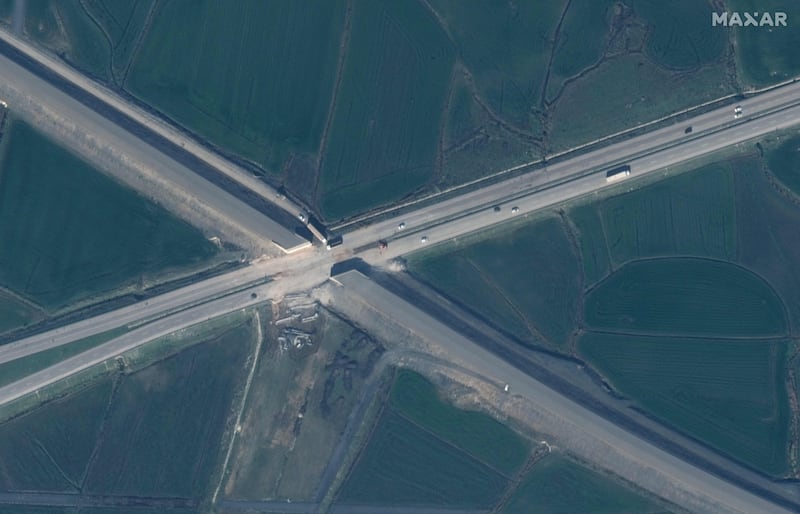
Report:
332,270,797,514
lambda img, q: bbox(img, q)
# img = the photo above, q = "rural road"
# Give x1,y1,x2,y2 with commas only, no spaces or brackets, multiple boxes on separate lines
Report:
331,270,798,514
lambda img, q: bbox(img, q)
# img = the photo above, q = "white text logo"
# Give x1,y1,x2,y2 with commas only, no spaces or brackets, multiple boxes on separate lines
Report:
712,12,788,27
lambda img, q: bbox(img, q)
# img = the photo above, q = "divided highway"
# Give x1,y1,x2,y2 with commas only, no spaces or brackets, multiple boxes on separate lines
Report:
2,26,800,514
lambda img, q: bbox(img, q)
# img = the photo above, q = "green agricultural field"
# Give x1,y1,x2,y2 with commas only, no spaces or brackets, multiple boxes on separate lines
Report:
390,370,529,476
549,54,735,151
0,121,218,311
597,164,736,265
23,1,112,81
545,0,614,101
585,258,787,337
0,327,127,388
127,0,345,172
628,0,724,69
768,134,800,196
0,379,113,491
579,333,790,476
318,0,453,220
733,156,800,333
338,409,508,508
82,0,155,81
731,0,800,86
428,0,564,131
408,215,581,348
568,203,612,286
0,290,43,334
503,455,671,514
84,322,251,496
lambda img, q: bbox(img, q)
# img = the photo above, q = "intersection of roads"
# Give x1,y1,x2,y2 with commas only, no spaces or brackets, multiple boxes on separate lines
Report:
1,26,799,514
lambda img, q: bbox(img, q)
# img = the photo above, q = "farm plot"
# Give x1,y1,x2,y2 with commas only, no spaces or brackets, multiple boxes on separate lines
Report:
318,0,453,220
544,0,615,102
767,134,800,196
549,54,735,151
127,0,346,172
734,156,800,333
628,0,725,69
337,409,508,508
568,203,611,286
82,0,154,82
390,370,529,476
408,215,581,348
0,379,113,491
223,307,385,501
428,0,565,132
502,455,671,514
0,121,219,312
597,164,736,266
0,290,43,334
578,333,790,476
22,1,112,81
731,0,800,86
585,257,787,337
84,321,253,497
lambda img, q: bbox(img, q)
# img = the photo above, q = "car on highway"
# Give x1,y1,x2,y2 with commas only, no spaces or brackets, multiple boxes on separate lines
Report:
420,236,428,244
734,105,743,119
511,206,519,214
493,205,501,212
398,222,406,230
298,213,306,222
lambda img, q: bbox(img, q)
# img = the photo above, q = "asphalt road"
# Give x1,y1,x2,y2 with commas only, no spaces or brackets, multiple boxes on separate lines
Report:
333,270,797,514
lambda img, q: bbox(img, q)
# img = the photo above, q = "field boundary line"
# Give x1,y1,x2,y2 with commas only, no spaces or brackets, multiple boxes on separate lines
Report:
391,406,515,480
212,311,263,505
582,328,788,342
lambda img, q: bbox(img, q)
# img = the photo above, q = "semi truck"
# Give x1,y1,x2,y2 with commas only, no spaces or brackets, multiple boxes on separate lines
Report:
605,165,631,183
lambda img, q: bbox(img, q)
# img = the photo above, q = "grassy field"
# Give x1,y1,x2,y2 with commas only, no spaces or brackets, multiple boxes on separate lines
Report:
127,0,346,171
579,333,790,476
545,0,614,102
731,0,800,86
390,370,529,476
428,0,564,131
597,164,737,266
568,203,612,286
0,379,113,491
503,455,671,514
408,215,581,348
549,54,735,151
224,308,385,501
338,409,508,507
767,134,800,196
585,258,787,337
733,155,800,333
84,321,252,496
0,290,43,334
0,120,218,311
318,0,453,220
82,0,154,81
0,327,127,388
628,0,725,69
23,1,112,81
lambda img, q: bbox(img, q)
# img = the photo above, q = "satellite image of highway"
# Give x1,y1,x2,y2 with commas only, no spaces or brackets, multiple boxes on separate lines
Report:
1,1,800,513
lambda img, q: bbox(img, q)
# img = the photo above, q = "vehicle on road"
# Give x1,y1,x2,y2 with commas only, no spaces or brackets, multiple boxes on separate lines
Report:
398,222,406,230
511,206,519,214
378,240,388,252
684,126,692,134
326,235,343,250
493,205,501,212
298,213,306,222
420,236,428,244
605,165,632,183
735,105,743,119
